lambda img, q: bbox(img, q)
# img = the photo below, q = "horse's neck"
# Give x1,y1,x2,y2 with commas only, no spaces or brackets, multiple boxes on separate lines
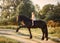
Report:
24,19,32,23
23,18,32,25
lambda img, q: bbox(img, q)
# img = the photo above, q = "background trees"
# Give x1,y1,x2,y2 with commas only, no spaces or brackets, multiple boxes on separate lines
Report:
0,0,60,25
18,0,35,18
0,0,35,25
40,3,60,22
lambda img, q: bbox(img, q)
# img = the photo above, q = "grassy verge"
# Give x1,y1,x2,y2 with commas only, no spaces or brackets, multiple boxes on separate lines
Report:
0,25,18,29
0,36,21,43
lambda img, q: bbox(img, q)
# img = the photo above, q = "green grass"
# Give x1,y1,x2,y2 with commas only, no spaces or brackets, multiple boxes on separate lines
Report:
0,36,21,43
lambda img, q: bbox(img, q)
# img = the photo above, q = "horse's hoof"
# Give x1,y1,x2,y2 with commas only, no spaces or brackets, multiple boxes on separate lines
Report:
41,39,44,40
41,37,44,40
30,36,32,39
46,38,48,41
16,30,18,32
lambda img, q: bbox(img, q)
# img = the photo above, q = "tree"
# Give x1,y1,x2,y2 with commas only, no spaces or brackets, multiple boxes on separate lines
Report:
0,0,35,25
42,4,60,22
41,4,54,15
17,0,35,18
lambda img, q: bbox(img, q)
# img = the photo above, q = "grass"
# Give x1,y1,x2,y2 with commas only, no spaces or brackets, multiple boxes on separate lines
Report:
0,36,21,43
0,25,17,29
48,27,60,43
0,25,42,34
0,25,60,36
48,27,60,38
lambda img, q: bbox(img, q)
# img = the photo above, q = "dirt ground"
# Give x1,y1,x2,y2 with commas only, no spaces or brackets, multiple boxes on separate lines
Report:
0,29,59,43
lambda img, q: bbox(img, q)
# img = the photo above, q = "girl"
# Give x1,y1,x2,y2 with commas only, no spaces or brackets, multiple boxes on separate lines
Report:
31,12,36,26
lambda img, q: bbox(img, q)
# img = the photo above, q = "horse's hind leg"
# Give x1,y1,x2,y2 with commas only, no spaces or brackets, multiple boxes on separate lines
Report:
16,22,20,32
41,27,48,40
28,28,32,39
45,27,48,40
41,29,44,40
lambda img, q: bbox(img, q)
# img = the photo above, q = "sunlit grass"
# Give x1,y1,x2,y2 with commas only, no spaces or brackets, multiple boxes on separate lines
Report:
0,25,17,29
18,28,42,37
48,27,60,38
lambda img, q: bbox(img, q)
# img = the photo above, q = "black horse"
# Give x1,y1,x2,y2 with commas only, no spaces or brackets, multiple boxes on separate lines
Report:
16,15,48,40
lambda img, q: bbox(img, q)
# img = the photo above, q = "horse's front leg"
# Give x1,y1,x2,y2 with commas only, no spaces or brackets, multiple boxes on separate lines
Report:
28,28,32,39
16,26,20,32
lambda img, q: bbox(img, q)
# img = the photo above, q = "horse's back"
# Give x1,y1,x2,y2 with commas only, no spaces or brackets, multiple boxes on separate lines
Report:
34,20,46,27
34,20,46,24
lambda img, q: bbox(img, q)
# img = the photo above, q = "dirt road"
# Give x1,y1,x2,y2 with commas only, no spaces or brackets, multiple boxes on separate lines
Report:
0,29,58,43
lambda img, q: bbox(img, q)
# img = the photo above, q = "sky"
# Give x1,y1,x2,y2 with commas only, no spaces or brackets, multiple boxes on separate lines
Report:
31,0,60,9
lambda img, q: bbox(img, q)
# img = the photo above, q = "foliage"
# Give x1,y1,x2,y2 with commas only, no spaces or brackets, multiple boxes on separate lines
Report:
18,0,35,18
0,0,35,24
40,4,54,15
0,0,60,25
40,3,60,22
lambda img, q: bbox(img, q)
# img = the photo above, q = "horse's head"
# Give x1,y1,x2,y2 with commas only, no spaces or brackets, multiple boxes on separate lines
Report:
18,15,32,25
18,15,31,25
